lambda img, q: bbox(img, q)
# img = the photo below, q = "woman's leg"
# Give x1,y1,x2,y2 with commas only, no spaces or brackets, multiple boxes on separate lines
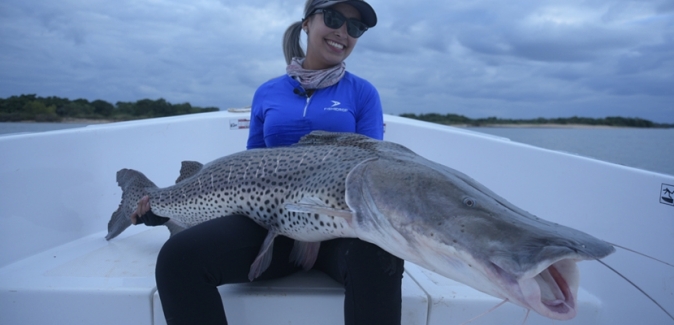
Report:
314,238,405,325
155,215,301,325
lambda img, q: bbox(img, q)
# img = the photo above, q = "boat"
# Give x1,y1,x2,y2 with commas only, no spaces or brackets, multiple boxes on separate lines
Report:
1,110,672,324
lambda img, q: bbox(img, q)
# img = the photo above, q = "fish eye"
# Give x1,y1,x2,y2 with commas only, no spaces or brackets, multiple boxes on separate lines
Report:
463,197,476,207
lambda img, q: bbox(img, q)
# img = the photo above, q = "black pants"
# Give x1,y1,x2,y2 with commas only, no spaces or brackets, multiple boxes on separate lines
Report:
155,215,404,325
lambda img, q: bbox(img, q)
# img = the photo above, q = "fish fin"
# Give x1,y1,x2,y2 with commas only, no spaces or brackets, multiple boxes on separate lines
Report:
248,231,278,281
290,241,321,270
175,161,203,183
285,197,354,224
106,169,158,240
296,131,374,147
165,219,188,237
106,203,133,240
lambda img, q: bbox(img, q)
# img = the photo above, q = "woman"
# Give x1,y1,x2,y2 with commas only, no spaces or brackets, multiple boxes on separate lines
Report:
134,1,404,324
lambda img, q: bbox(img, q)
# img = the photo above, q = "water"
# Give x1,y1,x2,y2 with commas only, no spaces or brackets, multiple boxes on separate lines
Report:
0,122,90,136
466,127,674,176
1,122,672,176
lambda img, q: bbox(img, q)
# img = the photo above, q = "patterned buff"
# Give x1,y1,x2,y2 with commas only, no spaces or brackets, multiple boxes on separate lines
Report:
286,57,346,90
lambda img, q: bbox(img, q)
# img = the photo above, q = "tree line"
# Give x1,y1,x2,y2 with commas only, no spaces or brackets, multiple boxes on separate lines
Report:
400,113,673,128
0,94,219,122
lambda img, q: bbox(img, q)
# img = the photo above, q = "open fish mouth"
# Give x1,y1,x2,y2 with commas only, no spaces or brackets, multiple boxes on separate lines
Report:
494,258,579,320
535,263,574,313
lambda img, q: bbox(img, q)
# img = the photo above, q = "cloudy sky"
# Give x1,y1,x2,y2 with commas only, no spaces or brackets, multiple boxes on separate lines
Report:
1,0,673,122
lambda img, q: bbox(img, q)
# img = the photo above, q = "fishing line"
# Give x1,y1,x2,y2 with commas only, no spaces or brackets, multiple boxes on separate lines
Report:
596,259,674,321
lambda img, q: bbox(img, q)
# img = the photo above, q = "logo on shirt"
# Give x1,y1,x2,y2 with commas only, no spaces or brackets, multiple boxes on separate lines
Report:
325,100,348,112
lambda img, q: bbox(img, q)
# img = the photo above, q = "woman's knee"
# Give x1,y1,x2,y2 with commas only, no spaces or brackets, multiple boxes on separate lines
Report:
156,230,200,280
339,239,404,279
157,216,264,270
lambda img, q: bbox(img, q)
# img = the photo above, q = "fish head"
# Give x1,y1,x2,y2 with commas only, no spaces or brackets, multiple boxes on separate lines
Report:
346,156,615,320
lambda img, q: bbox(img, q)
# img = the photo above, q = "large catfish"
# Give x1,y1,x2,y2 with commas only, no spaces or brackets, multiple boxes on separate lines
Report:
107,131,615,320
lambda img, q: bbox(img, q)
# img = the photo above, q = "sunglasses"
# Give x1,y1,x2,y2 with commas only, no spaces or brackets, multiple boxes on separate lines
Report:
310,8,369,38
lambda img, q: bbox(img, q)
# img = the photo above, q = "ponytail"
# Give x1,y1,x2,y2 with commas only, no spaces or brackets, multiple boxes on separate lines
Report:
283,0,315,65
282,21,304,65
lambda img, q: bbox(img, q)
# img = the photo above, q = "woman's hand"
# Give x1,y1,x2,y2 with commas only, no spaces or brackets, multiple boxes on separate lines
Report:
131,195,151,225
131,195,170,226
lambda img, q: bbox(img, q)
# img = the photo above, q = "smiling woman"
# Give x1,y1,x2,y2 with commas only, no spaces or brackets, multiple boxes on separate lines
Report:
282,0,377,67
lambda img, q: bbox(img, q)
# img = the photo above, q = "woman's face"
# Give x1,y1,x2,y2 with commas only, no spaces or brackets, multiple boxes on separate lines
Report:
302,3,361,70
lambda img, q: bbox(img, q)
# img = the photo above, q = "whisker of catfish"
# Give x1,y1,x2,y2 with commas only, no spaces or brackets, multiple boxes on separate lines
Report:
596,259,674,321
520,309,530,325
458,299,508,325
607,242,674,267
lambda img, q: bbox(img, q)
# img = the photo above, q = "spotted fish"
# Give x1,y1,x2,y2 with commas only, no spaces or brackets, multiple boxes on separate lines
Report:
106,131,615,320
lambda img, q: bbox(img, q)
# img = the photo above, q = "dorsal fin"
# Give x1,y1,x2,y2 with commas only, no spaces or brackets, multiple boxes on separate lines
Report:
295,131,373,146
295,131,416,156
175,161,203,183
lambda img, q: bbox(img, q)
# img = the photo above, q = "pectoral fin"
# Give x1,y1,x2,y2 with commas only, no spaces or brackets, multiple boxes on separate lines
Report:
248,231,278,281
290,241,321,271
285,196,354,224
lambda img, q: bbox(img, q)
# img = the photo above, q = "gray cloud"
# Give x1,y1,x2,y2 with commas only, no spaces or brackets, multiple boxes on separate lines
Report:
0,0,672,122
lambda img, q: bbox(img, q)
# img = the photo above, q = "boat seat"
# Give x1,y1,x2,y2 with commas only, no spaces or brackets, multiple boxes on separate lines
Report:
0,226,429,325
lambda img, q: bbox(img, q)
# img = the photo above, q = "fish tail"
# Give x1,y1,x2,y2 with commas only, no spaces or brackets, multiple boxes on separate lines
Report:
105,168,158,240
106,201,133,240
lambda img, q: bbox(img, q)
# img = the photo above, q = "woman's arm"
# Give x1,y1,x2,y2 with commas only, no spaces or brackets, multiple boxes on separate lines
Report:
355,80,384,140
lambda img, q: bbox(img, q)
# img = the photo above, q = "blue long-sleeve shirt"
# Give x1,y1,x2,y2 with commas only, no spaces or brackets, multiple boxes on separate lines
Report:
247,72,383,149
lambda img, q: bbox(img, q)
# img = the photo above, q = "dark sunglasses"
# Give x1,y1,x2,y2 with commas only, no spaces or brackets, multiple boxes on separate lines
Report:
310,8,369,38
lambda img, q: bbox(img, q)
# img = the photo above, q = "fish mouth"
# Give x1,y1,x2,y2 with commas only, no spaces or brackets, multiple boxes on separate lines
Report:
493,259,578,320
534,263,575,314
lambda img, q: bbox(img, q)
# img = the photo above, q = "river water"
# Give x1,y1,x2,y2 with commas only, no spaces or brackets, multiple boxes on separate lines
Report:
465,127,673,176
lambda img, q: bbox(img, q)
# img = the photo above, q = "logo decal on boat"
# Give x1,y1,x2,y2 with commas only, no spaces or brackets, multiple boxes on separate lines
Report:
661,183,674,207
229,119,250,130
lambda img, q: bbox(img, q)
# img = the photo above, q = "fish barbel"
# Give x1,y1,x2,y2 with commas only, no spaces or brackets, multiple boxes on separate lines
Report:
106,131,615,320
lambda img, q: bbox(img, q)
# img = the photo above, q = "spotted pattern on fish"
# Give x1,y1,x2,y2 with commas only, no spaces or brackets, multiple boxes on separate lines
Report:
141,132,396,241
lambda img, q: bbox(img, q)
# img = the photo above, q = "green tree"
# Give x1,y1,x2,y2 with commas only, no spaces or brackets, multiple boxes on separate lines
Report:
61,102,94,117
1,94,222,122
92,100,114,117
23,101,59,121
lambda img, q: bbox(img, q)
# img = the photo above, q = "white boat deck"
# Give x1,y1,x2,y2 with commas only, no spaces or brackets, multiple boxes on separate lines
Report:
1,111,672,324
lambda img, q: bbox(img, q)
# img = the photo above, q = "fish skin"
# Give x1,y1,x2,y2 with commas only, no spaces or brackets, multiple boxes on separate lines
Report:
107,132,380,278
106,131,615,320
344,150,615,319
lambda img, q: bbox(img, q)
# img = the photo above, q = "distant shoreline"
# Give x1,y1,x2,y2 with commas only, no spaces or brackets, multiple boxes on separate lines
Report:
5,118,118,124
455,123,623,129
60,118,115,124
401,113,673,129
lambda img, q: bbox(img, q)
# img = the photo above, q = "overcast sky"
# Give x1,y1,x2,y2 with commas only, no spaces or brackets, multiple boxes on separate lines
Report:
1,0,673,122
